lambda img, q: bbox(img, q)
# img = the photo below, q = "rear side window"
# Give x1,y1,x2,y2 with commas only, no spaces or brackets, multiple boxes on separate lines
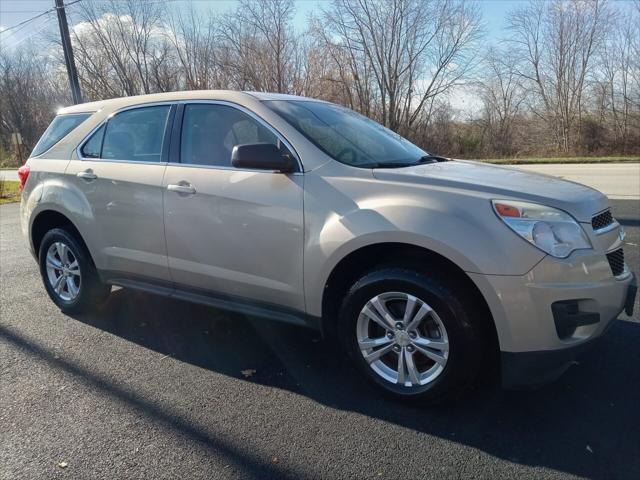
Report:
31,113,90,157
80,106,170,162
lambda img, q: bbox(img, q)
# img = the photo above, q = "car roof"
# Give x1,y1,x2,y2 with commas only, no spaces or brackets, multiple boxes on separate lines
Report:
58,90,323,115
244,91,322,102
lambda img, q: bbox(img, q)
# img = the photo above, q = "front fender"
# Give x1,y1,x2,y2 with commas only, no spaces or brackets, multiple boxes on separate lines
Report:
302,165,546,317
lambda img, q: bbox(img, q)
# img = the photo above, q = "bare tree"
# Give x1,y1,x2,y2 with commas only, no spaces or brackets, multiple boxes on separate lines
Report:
308,12,377,115
219,0,302,93
1,0,637,162
316,0,482,135
166,4,224,90
598,17,634,151
479,48,526,156
508,0,613,152
0,45,68,164
72,0,174,98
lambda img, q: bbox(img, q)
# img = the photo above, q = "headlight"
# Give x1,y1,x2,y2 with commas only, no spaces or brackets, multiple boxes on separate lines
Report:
492,200,591,258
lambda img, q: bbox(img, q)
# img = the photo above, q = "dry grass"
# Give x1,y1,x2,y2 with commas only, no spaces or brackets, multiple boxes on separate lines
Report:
0,179,20,205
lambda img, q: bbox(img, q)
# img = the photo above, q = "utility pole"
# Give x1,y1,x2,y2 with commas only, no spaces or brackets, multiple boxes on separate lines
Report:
55,0,83,104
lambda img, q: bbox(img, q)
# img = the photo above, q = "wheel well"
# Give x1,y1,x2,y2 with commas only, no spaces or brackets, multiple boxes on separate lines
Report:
31,210,89,259
321,243,499,360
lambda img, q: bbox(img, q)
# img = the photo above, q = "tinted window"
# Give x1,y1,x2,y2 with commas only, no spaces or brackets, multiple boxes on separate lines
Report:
80,124,105,159
100,106,170,162
32,113,90,157
265,100,426,168
180,104,280,167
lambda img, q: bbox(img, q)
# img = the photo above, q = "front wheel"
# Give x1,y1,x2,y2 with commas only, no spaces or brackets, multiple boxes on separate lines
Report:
38,228,111,314
338,268,488,402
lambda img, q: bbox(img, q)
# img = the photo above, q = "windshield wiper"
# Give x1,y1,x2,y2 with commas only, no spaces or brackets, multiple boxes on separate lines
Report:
361,162,416,168
362,156,447,169
418,155,448,163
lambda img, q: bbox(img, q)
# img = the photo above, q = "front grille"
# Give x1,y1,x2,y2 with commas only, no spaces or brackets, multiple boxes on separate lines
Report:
592,209,614,231
606,248,625,277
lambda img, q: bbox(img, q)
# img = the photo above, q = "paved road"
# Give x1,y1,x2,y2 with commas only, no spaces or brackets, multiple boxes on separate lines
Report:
1,201,639,480
514,163,640,200
4,163,639,199
0,170,18,182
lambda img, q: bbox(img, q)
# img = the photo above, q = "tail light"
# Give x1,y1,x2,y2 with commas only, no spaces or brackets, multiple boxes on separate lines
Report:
17,164,30,192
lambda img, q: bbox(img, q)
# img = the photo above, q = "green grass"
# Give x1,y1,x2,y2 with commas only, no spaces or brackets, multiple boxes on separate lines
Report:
0,180,20,205
477,156,640,165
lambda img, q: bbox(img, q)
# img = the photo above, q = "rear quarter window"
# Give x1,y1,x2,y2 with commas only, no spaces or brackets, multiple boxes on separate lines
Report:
31,113,91,157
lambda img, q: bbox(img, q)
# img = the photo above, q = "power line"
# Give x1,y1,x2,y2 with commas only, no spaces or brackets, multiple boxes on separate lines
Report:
0,8,55,35
0,0,83,35
0,8,57,46
1,14,49,44
2,15,56,50
0,0,83,104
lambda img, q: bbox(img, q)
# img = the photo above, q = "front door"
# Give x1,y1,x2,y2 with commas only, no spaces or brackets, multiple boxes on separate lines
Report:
65,104,173,281
162,103,305,311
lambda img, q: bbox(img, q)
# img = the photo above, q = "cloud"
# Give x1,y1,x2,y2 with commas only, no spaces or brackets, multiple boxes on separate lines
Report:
71,11,174,46
448,86,483,116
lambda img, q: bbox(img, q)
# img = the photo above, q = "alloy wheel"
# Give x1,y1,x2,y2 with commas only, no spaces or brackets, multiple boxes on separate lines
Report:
356,291,449,387
45,241,81,302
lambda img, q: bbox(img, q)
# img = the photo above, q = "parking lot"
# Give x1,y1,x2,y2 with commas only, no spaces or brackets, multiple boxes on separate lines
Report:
1,198,638,480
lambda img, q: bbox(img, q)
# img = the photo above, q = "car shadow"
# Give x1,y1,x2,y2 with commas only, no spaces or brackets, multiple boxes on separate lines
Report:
71,287,640,480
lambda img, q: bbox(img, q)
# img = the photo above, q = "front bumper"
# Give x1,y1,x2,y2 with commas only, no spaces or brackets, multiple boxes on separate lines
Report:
468,250,636,388
502,274,635,388
500,274,638,388
500,313,619,388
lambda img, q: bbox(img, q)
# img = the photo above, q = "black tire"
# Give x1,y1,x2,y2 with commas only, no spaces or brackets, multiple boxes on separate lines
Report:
38,227,111,314
338,267,489,403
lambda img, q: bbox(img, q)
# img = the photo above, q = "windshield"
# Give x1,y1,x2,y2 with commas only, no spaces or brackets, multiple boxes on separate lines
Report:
264,100,428,168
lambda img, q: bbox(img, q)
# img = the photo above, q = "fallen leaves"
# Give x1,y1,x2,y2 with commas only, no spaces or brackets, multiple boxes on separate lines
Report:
57,461,68,469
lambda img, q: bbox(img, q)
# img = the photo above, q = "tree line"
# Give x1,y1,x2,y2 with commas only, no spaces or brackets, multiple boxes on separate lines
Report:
1,0,638,165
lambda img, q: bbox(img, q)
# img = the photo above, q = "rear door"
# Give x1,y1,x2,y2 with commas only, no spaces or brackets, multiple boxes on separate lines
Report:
162,102,305,311
65,104,174,281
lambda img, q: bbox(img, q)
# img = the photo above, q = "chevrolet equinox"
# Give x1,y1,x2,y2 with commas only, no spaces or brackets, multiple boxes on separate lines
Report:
19,91,636,401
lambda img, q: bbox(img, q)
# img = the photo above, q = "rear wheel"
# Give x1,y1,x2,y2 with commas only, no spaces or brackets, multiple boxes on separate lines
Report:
338,268,488,402
38,228,110,314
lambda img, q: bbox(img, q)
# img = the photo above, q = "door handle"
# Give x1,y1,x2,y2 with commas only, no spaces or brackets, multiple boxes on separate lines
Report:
167,183,196,195
77,169,97,180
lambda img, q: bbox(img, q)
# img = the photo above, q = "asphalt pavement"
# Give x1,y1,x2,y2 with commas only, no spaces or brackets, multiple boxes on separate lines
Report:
1,199,639,480
514,163,640,200
3,162,639,199
0,170,18,182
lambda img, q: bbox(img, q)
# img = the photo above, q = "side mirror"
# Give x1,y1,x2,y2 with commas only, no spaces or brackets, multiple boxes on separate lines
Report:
231,143,296,173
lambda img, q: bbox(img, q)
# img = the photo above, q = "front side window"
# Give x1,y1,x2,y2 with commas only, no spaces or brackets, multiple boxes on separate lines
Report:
80,105,170,162
265,100,427,168
180,104,283,167
32,113,91,157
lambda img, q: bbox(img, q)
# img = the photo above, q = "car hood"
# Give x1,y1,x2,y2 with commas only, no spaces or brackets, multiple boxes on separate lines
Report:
372,160,608,222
